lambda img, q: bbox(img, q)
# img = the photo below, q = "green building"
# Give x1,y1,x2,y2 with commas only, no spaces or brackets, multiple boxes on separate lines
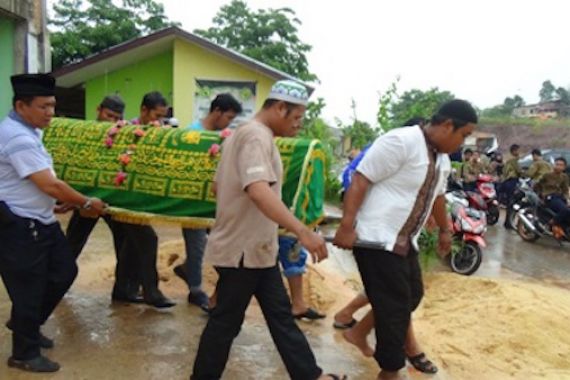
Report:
53,27,312,127
0,0,51,115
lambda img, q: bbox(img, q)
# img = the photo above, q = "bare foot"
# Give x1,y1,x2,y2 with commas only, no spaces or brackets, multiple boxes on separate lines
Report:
342,329,374,357
333,310,354,325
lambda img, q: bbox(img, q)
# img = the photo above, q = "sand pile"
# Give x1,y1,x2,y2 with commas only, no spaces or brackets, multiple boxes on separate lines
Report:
90,235,570,379
414,273,570,380
155,240,339,312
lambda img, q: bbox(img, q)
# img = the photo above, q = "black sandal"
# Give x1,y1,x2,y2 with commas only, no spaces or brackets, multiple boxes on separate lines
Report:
332,318,357,330
407,352,438,374
325,374,347,380
293,308,326,320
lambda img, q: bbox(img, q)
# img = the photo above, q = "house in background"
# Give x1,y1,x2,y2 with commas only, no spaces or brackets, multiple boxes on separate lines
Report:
0,0,51,115
513,100,570,119
52,26,312,127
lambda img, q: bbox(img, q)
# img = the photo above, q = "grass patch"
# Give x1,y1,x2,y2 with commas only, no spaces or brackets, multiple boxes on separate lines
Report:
480,116,570,129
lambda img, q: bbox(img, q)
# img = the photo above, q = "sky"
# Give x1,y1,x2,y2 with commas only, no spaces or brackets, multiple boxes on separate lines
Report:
49,0,570,125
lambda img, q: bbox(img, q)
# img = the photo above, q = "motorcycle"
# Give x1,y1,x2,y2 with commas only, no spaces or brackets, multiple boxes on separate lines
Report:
447,177,491,218
445,191,486,275
476,174,500,226
515,190,570,244
505,178,534,229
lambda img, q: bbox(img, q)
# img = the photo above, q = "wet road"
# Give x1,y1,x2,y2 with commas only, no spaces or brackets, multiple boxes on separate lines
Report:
0,215,568,380
478,218,570,285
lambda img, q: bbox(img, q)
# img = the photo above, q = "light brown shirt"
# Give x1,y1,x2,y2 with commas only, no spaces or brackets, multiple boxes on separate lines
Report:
204,120,283,268
527,160,552,182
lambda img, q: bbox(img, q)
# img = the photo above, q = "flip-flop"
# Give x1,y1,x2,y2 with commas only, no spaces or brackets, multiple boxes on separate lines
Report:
333,318,357,330
326,374,348,380
407,352,438,374
293,308,326,320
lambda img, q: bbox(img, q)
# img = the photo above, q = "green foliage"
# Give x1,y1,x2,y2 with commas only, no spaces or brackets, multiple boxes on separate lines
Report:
376,78,399,132
194,0,316,82
50,0,179,69
539,80,556,102
418,229,463,271
556,87,570,105
389,87,455,128
342,99,379,150
480,115,570,129
481,94,525,117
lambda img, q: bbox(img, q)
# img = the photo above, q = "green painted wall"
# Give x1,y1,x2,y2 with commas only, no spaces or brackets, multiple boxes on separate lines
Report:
0,17,15,116
173,39,275,127
85,51,173,121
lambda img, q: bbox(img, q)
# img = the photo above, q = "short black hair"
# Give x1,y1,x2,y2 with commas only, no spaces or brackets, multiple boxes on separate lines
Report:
403,117,427,127
555,157,567,166
12,95,35,108
510,144,520,154
464,148,474,155
431,99,478,129
531,148,542,156
262,98,301,115
210,93,243,114
100,95,125,114
141,91,167,110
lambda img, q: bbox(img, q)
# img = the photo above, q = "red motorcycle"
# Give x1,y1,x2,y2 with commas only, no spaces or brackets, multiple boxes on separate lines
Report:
446,191,487,275
476,174,500,226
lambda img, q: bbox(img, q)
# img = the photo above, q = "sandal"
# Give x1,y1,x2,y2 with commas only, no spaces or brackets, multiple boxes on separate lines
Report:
332,318,357,330
293,308,326,320
325,374,347,380
407,352,438,374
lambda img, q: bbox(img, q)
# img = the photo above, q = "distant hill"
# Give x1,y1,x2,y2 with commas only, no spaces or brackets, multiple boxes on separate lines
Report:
479,117,570,151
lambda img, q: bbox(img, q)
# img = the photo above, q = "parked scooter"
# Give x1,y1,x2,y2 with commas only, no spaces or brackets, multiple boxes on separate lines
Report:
515,189,570,244
476,174,500,226
448,177,491,218
445,191,487,275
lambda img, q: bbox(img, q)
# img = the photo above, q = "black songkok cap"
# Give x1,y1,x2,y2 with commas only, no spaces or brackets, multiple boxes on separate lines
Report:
11,74,56,97
100,95,125,114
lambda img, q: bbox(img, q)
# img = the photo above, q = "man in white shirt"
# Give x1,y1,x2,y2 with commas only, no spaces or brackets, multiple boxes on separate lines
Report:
334,99,478,380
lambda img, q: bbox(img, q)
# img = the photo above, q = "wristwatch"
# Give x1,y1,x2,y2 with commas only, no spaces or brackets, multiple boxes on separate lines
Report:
81,198,93,210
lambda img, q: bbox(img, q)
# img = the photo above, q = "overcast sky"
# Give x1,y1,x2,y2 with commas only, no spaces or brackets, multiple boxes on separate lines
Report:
50,0,570,125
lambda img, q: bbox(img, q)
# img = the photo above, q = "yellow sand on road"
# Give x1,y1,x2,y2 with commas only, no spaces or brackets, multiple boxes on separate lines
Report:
414,273,570,380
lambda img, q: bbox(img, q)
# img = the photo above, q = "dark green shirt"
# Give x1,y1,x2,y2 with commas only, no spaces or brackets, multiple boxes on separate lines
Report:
503,157,523,180
462,161,486,182
536,172,570,198
527,160,552,182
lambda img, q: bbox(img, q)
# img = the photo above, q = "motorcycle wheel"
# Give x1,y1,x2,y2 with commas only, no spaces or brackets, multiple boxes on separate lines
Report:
508,206,519,228
516,213,540,242
449,241,482,276
487,204,500,226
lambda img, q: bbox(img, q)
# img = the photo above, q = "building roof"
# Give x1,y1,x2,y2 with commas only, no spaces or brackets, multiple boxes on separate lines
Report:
52,26,314,92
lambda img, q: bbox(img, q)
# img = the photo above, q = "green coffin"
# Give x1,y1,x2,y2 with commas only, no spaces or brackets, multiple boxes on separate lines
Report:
43,118,326,227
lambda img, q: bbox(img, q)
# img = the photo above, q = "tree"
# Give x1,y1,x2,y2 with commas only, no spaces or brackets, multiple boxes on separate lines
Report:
389,88,454,128
502,94,525,114
539,80,556,102
194,0,317,82
50,0,179,69
343,100,379,150
555,87,570,105
376,78,399,132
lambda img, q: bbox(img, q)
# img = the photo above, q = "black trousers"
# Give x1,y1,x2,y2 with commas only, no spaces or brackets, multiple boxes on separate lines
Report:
191,264,322,380
0,209,77,360
67,217,161,298
66,210,124,259
354,247,424,372
118,223,161,298
546,194,570,227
